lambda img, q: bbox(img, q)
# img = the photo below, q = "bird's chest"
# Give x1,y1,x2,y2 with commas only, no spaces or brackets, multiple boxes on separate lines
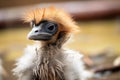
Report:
32,54,65,80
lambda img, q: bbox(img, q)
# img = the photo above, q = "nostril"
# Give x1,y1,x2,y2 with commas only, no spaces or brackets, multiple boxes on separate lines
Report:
35,30,38,33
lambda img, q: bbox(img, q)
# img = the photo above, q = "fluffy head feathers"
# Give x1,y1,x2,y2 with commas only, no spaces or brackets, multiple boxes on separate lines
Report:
23,7,79,33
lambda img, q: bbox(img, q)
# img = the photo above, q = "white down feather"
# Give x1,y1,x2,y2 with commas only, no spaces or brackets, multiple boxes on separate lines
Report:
13,45,92,80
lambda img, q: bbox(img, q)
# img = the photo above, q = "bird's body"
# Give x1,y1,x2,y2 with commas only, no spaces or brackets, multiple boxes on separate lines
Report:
13,44,89,80
13,7,91,80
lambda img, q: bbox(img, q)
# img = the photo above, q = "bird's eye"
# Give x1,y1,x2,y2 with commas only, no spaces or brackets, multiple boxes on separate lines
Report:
45,23,57,33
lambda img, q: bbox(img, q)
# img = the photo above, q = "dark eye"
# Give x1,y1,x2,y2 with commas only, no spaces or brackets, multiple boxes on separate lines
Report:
45,23,57,33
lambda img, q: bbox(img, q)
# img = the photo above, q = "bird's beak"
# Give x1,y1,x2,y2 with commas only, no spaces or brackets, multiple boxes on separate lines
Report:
27,27,52,41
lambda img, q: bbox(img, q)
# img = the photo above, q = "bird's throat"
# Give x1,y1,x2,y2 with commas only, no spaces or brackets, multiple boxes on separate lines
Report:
32,44,65,80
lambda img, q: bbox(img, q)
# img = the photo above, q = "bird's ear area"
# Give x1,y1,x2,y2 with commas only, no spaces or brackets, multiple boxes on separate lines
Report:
55,31,71,48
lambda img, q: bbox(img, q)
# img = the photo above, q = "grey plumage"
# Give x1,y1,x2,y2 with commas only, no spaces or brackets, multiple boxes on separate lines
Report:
32,32,68,80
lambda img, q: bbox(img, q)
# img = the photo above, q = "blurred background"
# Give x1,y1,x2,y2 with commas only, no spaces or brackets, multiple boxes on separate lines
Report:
0,0,120,80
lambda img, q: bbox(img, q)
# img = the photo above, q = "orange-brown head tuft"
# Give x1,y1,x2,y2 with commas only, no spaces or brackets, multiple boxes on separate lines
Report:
23,7,80,33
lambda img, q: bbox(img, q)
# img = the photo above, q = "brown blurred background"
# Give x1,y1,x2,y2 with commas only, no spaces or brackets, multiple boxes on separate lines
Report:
0,0,80,8
0,0,120,80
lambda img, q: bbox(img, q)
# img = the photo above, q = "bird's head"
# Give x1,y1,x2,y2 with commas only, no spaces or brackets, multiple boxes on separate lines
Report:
23,7,79,45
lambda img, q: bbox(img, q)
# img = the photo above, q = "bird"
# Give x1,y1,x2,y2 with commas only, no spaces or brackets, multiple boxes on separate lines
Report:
13,7,92,80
